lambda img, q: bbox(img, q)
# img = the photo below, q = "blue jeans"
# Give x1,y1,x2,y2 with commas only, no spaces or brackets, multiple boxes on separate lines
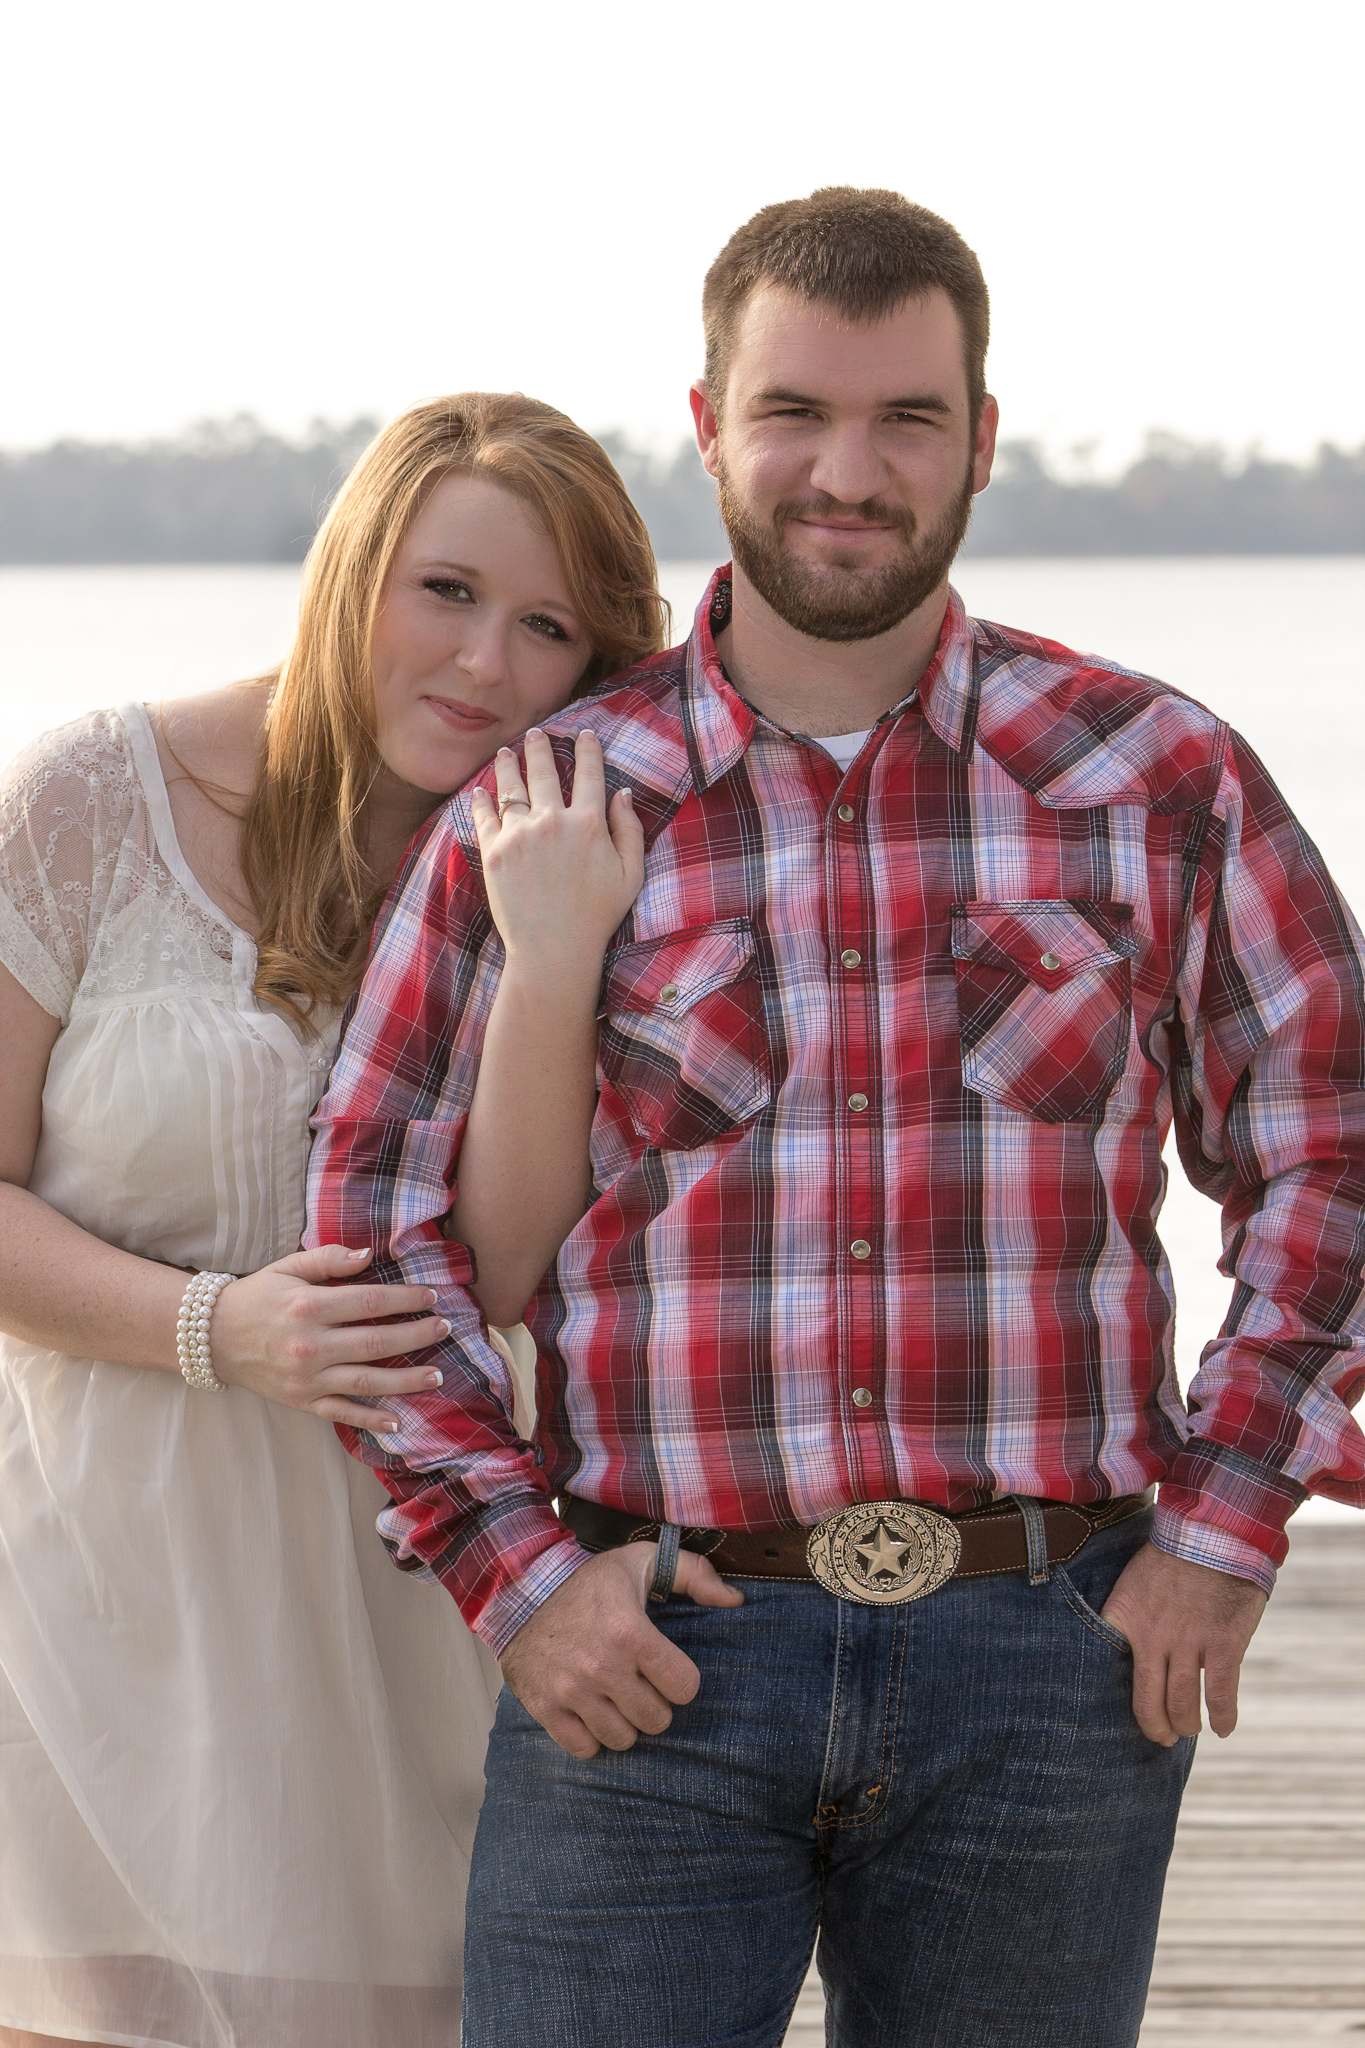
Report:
464,1508,1194,2047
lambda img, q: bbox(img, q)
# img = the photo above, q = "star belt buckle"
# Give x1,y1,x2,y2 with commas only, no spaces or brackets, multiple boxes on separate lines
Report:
806,1500,962,1606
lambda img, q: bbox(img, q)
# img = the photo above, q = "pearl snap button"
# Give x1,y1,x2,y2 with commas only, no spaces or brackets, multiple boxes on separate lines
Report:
660,983,680,1003
850,1239,872,1260
837,803,855,823
852,1387,874,1407
847,1092,869,1112
840,949,862,969
1039,951,1061,971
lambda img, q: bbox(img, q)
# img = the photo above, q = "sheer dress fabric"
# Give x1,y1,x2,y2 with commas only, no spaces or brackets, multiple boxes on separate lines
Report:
0,704,507,2048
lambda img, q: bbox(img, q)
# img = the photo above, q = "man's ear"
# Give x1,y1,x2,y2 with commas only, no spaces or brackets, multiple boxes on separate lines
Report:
972,395,1000,496
690,381,721,480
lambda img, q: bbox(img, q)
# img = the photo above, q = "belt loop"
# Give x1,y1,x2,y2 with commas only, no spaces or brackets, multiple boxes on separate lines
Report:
649,1523,683,1603
1016,1497,1051,1585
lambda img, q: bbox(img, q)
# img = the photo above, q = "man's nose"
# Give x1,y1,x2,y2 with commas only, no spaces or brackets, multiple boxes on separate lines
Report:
807,423,887,506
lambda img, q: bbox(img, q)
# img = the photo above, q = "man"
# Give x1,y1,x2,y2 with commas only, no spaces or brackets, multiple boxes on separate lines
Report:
305,190,1365,2046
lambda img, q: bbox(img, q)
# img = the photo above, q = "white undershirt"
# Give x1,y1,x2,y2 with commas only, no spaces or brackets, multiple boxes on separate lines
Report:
820,728,873,772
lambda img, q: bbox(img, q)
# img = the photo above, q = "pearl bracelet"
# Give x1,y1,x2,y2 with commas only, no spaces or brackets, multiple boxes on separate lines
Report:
177,1270,236,1392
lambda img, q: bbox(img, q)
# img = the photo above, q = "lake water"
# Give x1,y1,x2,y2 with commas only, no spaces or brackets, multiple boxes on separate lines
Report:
3,557,1362,1524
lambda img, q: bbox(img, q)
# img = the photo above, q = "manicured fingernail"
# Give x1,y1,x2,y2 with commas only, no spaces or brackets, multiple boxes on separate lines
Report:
379,1418,399,1432
423,1289,438,1306
351,1247,371,1259
435,1318,451,1338
427,1370,444,1387
621,788,633,806
526,726,543,737
497,746,514,758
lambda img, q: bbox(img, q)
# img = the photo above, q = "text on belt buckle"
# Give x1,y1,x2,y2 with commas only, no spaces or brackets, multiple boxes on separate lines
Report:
805,1500,961,1606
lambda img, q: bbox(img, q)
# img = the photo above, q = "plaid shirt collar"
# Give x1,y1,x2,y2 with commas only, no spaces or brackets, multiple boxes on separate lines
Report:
678,566,1225,816
678,566,977,795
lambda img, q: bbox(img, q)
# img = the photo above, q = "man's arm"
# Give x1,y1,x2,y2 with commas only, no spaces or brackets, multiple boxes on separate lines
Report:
304,793,743,1750
304,802,591,1654
1112,732,1365,1740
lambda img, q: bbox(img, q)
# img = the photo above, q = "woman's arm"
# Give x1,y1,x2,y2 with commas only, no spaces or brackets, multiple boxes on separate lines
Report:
449,728,643,1326
0,961,452,1429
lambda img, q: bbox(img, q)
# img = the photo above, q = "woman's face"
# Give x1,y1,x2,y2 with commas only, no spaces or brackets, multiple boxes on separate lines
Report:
370,470,592,794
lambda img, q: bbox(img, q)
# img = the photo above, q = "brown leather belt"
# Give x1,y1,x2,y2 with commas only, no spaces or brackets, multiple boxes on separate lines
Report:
559,1490,1150,1606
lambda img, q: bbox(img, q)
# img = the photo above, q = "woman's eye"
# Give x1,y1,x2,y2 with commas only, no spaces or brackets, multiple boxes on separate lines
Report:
423,578,474,603
524,613,570,643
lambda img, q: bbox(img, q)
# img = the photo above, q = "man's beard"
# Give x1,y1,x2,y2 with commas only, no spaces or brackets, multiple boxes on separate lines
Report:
716,457,976,645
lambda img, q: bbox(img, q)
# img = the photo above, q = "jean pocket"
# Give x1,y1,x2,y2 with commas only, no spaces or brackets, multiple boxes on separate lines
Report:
597,918,773,1151
1053,1564,1133,1654
951,899,1137,1122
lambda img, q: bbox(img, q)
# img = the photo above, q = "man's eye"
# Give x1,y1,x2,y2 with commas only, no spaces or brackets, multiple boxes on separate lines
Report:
423,578,474,602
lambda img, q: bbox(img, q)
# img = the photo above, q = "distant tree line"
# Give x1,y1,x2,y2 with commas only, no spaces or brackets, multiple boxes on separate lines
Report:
0,416,379,565
966,435,1365,556
1,416,1360,563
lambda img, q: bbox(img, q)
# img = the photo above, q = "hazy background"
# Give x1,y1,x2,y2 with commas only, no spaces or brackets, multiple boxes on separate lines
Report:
3,0,1362,472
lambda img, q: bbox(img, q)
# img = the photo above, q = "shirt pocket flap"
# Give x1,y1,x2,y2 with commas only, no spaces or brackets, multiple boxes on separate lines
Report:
951,901,1137,992
600,918,757,1020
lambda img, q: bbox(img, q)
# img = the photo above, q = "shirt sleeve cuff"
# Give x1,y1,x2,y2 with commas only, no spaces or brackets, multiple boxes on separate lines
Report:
1154,1435,1307,1594
375,1481,593,1657
468,1527,596,1658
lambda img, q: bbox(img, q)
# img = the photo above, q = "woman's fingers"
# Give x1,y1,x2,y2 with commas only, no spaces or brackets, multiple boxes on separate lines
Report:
315,1392,411,1441
606,786,644,894
493,745,532,818
313,1397,402,1434
469,782,500,857
484,728,616,837
568,729,607,814
319,1310,451,1366
522,726,566,810
210,1253,459,1422
311,1280,443,1326
315,1339,462,1430
320,1356,442,1396
274,1242,373,1283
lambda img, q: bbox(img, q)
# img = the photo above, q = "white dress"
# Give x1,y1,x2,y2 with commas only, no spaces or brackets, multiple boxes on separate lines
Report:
0,704,509,2048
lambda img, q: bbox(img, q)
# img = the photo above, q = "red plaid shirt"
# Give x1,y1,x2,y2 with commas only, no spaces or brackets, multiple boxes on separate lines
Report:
305,572,1365,1653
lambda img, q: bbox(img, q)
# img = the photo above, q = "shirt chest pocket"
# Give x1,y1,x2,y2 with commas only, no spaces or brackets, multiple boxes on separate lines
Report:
597,918,773,1151
951,900,1138,1123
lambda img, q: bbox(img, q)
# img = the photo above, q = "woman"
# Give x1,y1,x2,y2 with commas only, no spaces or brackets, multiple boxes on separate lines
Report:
0,393,665,2048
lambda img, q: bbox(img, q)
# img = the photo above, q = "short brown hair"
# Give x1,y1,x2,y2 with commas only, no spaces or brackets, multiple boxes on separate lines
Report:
703,187,990,425
246,393,666,1018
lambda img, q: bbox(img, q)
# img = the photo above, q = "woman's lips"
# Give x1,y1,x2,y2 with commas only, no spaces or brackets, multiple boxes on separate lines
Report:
423,694,500,733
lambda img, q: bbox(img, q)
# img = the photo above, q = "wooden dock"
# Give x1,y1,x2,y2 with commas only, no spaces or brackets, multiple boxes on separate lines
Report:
783,1522,1365,2046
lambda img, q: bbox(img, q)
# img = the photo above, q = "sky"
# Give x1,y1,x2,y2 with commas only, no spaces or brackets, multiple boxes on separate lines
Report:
3,0,1361,470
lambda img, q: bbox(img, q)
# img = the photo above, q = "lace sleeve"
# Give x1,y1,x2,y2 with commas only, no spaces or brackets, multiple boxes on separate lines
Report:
0,709,141,1023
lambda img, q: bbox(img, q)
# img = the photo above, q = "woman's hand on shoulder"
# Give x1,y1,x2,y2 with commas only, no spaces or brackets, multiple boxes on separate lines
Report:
470,728,643,968
208,1243,451,1431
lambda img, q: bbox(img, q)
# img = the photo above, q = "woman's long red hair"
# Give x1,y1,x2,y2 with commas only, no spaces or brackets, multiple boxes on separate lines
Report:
242,393,667,1020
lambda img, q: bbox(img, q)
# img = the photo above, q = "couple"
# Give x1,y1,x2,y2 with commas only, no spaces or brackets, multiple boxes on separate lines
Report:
3,186,1364,2048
